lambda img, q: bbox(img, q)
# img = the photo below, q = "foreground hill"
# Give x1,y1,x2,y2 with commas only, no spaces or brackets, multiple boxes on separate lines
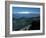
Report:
13,14,40,31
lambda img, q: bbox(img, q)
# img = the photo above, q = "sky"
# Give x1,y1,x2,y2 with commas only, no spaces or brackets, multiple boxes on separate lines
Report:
12,7,40,14
12,7,40,18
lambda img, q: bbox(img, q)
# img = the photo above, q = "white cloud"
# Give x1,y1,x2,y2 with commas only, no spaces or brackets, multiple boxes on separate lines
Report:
16,11,32,14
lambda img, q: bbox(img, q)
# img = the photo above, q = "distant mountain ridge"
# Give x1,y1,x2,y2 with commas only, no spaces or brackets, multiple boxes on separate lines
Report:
13,14,40,19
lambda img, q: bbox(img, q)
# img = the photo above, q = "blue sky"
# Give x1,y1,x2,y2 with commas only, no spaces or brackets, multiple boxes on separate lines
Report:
12,7,40,14
12,7,40,18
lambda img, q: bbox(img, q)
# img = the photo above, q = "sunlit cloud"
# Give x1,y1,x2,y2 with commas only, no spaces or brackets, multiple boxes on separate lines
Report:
16,11,32,14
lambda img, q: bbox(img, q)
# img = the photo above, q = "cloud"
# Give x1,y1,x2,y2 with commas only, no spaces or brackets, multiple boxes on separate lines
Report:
16,11,32,14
